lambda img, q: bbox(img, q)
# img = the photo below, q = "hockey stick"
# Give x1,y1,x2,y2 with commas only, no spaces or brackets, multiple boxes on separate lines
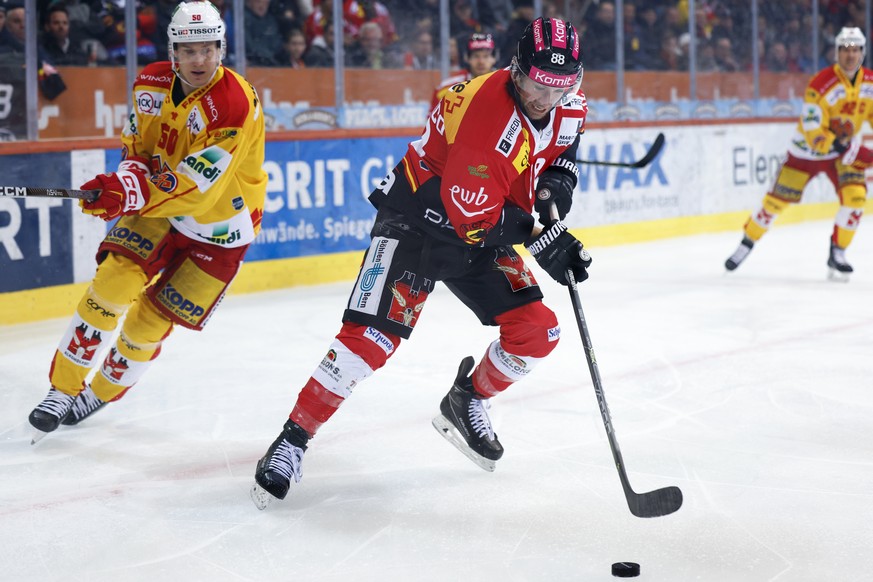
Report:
550,202,682,518
0,186,99,202
577,132,665,169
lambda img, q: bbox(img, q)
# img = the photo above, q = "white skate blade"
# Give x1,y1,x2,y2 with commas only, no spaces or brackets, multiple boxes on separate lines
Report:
431,415,496,472
250,482,274,510
827,268,851,282
31,429,50,445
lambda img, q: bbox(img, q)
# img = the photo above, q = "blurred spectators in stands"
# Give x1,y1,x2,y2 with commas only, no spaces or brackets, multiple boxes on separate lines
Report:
281,25,306,68
0,4,7,35
450,0,483,41
633,5,662,70
345,20,398,68
622,1,643,70
479,0,511,36
0,1,25,53
41,3,88,65
763,40,789,72
95,1,157,65
712,36,739,72
697,39,720,72
0,0,66,100
303,16,333,66
658,31,686,71
496,0,533,69
245,0,282,66
584,0,617,70
403,28,435,69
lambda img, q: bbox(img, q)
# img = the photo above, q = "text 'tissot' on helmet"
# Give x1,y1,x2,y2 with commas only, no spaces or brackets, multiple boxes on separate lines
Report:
167,0,227,67
514,17,583,89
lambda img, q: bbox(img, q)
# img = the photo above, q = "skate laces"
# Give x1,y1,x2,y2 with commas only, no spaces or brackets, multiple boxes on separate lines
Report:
268,440,304,484
70,387,104,417
467,398,495,441
831,246,848,265
36,389,75,417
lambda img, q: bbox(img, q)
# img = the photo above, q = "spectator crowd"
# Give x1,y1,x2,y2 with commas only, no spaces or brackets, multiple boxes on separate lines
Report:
0,0,868,73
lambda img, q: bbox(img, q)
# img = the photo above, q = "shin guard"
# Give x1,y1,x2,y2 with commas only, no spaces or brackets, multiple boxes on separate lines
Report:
48,287,126,397
90,293,172,402
289,323,401,436
472,303,559,398
744,194,789,242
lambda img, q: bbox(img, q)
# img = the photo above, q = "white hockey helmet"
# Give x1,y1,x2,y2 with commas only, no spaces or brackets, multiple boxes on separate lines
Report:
167,1,226,68
835,27,866,56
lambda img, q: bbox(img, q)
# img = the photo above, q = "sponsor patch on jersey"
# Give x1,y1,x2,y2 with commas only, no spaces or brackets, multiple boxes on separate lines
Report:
496,113,523,157
178,145,232,192
149,171,178,193
824,85,846,107
212,128,239,140
468,164,490,178
232,196,244,210
135,90,164,116
801,104,823,130
350,237,397,316
512,142,529,174
555,118,581,147
123,113,138,137
364,326,395,355
203,93,220,122
448,184,499,217
186,107,205,136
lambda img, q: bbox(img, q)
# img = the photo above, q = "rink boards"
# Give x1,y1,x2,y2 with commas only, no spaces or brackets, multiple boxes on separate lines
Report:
0,122,854,323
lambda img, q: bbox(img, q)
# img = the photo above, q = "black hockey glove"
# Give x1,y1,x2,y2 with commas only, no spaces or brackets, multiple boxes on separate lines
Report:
525,220,591,285
534,163,577,224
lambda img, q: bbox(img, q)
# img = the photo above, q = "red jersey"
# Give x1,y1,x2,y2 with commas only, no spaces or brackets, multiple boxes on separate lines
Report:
401,68,587,245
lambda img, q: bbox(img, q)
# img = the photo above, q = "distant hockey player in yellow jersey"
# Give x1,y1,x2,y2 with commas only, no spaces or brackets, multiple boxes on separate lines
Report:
725,27,873,280
28,1,267,442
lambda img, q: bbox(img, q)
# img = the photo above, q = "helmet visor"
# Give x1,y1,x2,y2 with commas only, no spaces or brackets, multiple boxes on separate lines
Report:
174,42,221,64
512,60,579,110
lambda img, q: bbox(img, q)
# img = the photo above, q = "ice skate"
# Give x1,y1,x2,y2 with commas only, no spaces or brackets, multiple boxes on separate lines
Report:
61,385,108,426
251,420,309,509
725,236,754,271
827,242,853,281
29,387,76,444
432,356,504,472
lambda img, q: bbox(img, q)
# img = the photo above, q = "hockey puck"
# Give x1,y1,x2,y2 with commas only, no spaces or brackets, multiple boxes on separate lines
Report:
611,562,640,578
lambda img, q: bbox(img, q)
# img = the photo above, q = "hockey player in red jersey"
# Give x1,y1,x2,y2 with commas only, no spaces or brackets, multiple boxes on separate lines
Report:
251,17,591,508
430,32,498,110
27,1,267,442
725,27,873,279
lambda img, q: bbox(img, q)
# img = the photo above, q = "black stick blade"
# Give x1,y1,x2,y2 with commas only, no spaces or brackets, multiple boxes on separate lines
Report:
628,485,683,518
631,132,666,168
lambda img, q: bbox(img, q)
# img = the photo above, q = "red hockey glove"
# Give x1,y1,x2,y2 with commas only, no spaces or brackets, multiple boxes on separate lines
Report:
841,139,873,169
79,170,149,221
525,220,592,286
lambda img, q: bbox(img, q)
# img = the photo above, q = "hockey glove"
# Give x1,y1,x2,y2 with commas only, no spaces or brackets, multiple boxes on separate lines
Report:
841,138,873,169
79,170,149,221
534,166,576,224
525,220,591,285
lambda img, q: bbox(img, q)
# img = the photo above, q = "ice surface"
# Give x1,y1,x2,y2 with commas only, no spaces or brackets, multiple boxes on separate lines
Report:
2,221,871,581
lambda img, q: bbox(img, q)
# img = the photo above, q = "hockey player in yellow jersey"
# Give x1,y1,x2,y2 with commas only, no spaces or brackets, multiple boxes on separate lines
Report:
725,27,873,279
28,0,267,441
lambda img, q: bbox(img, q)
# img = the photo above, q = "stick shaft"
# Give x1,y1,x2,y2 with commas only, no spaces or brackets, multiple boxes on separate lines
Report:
0,186,99,202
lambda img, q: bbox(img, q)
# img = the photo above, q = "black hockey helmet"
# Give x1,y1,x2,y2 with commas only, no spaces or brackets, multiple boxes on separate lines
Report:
514,17,583,89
